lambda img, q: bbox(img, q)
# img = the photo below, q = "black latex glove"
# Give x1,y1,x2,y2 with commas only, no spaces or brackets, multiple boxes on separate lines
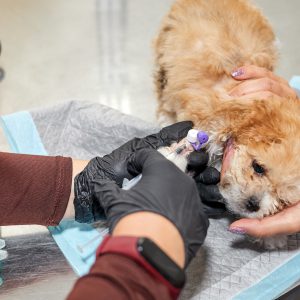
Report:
92,149,209,267
74,121,193,223
187,151,226,217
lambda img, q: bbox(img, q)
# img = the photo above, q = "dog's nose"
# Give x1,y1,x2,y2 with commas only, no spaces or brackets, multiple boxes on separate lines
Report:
246,196,260,212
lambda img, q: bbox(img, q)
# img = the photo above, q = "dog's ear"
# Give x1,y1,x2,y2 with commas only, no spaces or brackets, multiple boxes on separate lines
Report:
215,98,285,146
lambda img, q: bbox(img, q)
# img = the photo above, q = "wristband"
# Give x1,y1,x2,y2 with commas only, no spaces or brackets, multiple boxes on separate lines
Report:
96,235,185,299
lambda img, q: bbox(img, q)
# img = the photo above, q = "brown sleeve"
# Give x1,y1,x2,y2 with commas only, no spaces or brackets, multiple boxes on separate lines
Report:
67,253,172,300
0,152,72,226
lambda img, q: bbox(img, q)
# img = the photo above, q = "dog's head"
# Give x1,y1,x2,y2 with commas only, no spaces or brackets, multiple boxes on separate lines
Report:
214,97,300,218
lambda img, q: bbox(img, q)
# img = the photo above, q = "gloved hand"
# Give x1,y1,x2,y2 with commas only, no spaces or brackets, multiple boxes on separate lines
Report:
74,121,194,222
187,151,226,216
92,149,209,267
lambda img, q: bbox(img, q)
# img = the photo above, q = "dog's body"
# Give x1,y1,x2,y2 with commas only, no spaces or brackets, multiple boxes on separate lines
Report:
155,0,300,247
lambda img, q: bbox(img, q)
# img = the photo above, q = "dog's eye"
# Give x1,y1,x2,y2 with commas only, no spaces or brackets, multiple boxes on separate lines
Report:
252,160,265,175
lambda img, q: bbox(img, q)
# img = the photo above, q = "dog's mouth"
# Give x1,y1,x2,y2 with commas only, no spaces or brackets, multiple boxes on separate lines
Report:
221,138,234,179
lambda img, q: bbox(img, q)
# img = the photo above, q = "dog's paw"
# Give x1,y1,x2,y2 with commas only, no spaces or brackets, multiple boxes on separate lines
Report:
255,235,288,250
157,139,193,172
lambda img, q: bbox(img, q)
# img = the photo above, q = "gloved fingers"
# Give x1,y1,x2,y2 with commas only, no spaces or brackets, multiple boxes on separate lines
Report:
187,151,209,175
127,149,171,177
194,167,220,185
202,202,227,217
196,182,224,204
92,177,125,205
198,179,227,217
159,121,193,146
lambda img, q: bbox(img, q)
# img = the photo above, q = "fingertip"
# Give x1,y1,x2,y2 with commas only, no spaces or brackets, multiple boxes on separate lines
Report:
196,167,220,184
231,67,245,78
188,151,209,170
230,218,259,228
178,121,194,139
231,65,257,79
162,121,194,143
128,149,160,175
229,218,264,237
176,120,194,130
183,120,194,128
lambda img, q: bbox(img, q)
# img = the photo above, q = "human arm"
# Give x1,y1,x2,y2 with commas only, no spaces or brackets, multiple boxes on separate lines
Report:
68,212,184,300
68,149,209,300
229,65,298,100
0,152,74,226
0,122,194,224
63,159,88,219
0,151,178,299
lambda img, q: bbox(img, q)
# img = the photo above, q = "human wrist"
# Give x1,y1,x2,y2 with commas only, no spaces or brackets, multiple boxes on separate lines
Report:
63,159,89,219
96,235,185,299
112,211,185,268
73,158,108,223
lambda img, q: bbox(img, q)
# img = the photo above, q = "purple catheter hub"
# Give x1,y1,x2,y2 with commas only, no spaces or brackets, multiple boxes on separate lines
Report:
191,131,209,151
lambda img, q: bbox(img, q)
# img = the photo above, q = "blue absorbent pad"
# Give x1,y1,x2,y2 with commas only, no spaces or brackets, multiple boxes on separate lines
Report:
2,100,300,299
1,111,47,155
48,220,108,276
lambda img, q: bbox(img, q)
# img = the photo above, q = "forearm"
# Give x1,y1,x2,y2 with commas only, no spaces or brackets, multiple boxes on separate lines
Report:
112,212,185,268
68,212,185,300
0,152,77,226
67,253,171,300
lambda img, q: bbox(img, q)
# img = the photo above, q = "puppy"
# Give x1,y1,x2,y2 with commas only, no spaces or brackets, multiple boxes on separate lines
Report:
154,0,300,248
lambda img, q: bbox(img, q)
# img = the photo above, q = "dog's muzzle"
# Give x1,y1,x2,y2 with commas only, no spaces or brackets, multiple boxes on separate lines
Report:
245,196,260,212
